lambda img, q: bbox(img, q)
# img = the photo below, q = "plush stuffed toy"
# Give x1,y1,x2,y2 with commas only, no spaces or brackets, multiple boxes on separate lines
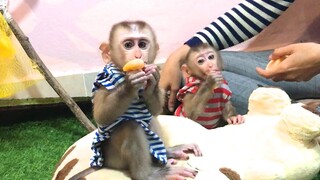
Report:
52,87,320,179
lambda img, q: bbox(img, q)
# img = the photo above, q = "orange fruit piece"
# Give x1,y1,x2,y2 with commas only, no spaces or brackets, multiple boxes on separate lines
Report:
123,59,145,72
266,56,286,70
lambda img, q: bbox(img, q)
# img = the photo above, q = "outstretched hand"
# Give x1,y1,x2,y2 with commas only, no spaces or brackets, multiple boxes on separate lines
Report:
256,43,320,82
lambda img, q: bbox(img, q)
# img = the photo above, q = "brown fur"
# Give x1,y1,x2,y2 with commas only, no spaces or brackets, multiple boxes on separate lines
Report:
90,20,199,180
180,44,236,123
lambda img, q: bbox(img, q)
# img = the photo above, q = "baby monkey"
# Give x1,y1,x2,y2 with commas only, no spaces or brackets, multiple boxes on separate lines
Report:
86,20,202,180
175,43,244,129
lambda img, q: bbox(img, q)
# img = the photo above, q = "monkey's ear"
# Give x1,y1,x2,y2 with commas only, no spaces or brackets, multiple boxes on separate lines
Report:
99,42,111,64
181,64,190,77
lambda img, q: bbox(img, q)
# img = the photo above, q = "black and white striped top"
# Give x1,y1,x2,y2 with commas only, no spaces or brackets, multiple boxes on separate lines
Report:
185,0,295,50
90,63,167,167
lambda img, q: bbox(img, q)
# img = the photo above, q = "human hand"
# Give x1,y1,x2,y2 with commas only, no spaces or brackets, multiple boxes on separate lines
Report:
256,43,320,82
227,115,245,125
159,45,190,112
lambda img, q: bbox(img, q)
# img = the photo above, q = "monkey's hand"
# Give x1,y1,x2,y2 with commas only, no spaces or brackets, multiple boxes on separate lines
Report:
143,64,161,97
167,144,202,161
206,72,223,89
125,70,148,94
142,64,164,115
226,115,245,125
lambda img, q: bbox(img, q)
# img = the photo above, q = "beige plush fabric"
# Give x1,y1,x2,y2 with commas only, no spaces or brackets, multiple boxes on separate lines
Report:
52,88,320,180
247,87,291,116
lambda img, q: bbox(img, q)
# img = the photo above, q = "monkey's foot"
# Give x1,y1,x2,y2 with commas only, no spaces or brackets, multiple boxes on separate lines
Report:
149,166,198,180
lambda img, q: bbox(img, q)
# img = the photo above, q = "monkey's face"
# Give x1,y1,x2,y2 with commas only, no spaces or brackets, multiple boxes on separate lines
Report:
187,48,220,80
110,25,158,69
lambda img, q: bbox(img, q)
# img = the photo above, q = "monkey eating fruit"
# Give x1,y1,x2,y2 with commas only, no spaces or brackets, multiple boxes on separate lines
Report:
123,58,145,72
87,20,201,180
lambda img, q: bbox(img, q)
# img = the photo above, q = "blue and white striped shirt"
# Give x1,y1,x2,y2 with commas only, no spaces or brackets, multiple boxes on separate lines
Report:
90,63,167,167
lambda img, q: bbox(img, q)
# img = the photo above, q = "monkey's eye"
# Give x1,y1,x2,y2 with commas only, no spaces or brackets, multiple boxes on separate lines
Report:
208,54,215,60
123,41,134,49
197,58,205,65
138,40,149,49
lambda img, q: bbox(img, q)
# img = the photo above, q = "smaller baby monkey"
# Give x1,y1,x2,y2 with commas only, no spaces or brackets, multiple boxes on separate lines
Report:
174,43,244,129
87,20,202,180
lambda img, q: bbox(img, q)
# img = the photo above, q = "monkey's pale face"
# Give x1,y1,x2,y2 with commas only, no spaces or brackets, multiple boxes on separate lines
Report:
111,26,156,68
188,48,220,79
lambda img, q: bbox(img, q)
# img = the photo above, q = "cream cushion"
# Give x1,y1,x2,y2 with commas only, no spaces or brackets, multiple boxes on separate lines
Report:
52,87,320,179
247,87,291,115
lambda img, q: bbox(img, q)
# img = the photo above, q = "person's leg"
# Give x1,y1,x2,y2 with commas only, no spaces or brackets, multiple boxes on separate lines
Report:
221,51,320,100
222,71,268,114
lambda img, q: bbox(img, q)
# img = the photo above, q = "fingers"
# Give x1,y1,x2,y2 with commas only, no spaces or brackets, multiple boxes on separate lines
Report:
190,143,202,157
159,60,182,112
167,144,203,159
256,67,273,79
256,67,284,82
255,67,266,76
145,64,160,81
208,72,223,79
177,168,198,178
128,65,161,92
207,73,223,87
168,88,179,112
127,71,147,89
181,144,203,157
145,70,158,88
269,44,294,60
238,115,245,124
214,74,224,84
176,151,190,160
145,65,160,90
146,74,157,86
166,168,197,180
227,115,245,125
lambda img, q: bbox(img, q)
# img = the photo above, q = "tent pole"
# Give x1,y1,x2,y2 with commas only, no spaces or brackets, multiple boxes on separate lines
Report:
1,11,96,132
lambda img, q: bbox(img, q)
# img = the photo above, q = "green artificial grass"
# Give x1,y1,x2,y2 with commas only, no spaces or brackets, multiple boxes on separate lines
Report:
0,103,320,180
0,104,91,180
